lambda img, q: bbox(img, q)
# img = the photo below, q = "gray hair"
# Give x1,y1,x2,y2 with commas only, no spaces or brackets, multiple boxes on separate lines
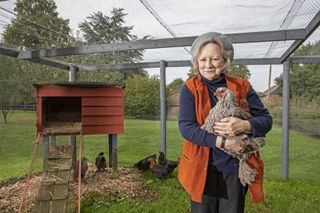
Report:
191,32,234,73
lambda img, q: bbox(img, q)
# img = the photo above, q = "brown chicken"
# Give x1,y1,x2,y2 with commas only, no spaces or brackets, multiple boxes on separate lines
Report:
201,87,265,185
134,154,157,171
201,87,251,133
74,157,88,182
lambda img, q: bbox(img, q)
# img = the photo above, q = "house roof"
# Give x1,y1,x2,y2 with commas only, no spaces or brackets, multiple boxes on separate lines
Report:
260,84,281,97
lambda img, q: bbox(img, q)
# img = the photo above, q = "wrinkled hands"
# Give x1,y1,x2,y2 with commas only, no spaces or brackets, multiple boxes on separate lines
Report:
216,136,246,155
214,117,252,137
214,117,252,155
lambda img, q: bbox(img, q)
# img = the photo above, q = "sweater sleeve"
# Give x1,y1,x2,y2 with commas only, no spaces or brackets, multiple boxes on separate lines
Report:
178,85,217,148
246,85,273,137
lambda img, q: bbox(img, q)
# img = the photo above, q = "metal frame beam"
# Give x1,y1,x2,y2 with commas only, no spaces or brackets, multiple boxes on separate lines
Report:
0,46,71,70
77,58,283,71
77,56,320,71
280,10,320,62
17,29,306,59
290,56,320,63
2,44,319,72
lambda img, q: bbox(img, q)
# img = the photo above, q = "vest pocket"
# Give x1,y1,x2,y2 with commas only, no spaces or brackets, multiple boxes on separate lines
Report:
182,140,202,161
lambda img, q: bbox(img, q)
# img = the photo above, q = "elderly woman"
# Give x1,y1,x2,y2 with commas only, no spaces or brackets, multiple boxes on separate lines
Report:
178,32,272,213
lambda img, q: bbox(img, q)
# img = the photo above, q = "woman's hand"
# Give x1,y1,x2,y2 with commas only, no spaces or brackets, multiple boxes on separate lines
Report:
214,117,252,137
216,136,246,155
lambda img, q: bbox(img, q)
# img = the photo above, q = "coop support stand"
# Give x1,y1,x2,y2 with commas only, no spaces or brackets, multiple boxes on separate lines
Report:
42,136,49,169
108,134,118,177
51,136,56,145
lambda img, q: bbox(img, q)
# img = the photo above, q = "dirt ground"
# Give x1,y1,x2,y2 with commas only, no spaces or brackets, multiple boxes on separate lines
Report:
0,164,157,213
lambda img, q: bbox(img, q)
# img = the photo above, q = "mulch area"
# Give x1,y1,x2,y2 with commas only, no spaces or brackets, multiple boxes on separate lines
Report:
0,164,158,213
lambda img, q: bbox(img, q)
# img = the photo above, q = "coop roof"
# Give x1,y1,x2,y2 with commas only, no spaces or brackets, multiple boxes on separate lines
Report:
33,82,124,88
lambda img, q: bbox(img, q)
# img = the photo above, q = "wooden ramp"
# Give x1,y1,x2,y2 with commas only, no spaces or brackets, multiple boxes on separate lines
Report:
33,145,73,213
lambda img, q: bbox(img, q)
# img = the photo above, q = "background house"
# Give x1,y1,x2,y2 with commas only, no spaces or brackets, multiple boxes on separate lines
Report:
259,84,282,106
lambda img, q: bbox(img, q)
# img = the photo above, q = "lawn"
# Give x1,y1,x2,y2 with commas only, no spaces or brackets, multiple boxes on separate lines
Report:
1,111,320,212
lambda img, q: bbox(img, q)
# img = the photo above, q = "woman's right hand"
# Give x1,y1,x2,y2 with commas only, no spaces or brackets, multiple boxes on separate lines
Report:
216,136,246,155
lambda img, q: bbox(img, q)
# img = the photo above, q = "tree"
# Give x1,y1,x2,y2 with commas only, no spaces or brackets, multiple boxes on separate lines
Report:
167,78,184,96
187,69,197,80
3,0,72,49
228,65,251,80
76,9,146,83
1,0,72,123
124,75,162,119
0,55,32,123
2,0,73,83
274,41,320,100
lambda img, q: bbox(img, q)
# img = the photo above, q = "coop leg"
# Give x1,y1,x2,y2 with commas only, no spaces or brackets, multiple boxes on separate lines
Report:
109,134,118,178
42,136,49,169
50,136,56,146
69,135,77,170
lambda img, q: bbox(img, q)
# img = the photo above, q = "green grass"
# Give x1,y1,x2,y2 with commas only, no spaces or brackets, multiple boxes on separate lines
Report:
1,111,320,212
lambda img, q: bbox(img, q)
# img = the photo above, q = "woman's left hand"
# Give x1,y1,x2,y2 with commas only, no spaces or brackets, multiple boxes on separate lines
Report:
214,117,251,137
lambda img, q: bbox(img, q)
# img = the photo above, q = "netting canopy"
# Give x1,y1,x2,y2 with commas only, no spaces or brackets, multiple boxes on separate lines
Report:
1,0,319,59
0,0,319,86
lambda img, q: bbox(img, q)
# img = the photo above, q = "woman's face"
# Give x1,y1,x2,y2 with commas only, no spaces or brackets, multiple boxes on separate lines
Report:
197,42,225,81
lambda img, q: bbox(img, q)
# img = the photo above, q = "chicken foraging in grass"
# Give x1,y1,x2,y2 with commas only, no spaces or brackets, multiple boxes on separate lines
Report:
149,158,170,180
95,152,107,172
158,151,178,174
74,157,89,182
134,154,157,171
148,152,179,180
201,87,265,185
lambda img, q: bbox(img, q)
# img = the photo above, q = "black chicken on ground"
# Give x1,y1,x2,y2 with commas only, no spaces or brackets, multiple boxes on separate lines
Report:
149,151,179,180
95,152,107,172
158,151,178,174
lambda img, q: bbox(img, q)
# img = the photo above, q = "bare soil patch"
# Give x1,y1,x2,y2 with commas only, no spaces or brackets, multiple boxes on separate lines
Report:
0,165,157,212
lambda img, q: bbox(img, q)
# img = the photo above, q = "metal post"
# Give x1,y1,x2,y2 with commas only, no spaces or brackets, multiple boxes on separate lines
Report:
160,60,167,156
43,136,49,169
282,59,290,181
267,65,272,104
68,65,77,169
109,134,118,178
69,64,77,82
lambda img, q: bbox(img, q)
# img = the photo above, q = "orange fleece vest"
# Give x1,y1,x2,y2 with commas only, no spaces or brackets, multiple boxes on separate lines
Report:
178,75,264,203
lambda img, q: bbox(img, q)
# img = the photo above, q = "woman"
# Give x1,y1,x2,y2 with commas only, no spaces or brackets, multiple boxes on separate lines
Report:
178,32,272,213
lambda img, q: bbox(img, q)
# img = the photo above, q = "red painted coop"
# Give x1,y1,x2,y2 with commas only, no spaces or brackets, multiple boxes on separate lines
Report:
34,83,124,136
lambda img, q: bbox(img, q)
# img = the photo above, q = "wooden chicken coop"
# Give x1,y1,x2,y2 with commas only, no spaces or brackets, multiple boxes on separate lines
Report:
34,82,124,174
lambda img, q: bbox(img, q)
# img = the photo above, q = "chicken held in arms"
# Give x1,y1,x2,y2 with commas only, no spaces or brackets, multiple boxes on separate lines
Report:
201,87,265,185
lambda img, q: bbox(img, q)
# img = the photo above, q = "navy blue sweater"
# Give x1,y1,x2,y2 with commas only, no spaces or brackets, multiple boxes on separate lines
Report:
178,75,273,172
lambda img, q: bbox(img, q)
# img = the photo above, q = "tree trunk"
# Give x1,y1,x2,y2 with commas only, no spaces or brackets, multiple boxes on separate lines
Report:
2,109,9,124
